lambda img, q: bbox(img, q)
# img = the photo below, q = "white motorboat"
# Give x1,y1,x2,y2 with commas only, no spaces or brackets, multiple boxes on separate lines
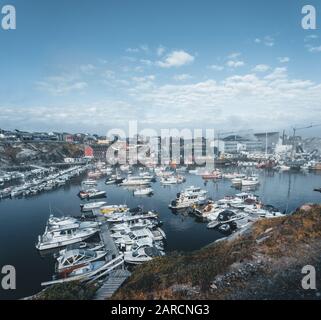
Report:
110,220,156,236
169,189,207,210
114,227,166,247
56,249,107,274
124,246,164,264
278,165,291,171
111,218,157,232
139,172,155,181
107,211,158,223
118,237,164,252
105,174,124,185
120,176,150,186
81,180,97,187
241,177,260,186
134,187,153,196
57,242,105,256
120,165,130,171
41,254,124,286
87,171,102,179
87,190,107,199
36,227,98,251
47,215,99,231
184,186,207,196
160,176,176,185
80,201,107,212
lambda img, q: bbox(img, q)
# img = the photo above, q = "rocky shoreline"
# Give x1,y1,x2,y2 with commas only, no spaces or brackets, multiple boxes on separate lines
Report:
113,204,321,300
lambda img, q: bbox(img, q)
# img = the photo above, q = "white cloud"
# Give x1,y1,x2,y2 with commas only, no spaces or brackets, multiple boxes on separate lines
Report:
252,64,270,72
208,64,224,71
226,60,245,68
102,70,115,79
157,50,195,68
132,75,155,82
173,74,192,81
304,35,318,42
157,45,166,57
264,67,287,80
7,64,321,132
36,74,88,95
126,67,321,129
140,44,150,53
255,36,275,47
140,59,153,66
79,64,96,73
278,57,290,63
126,47,139,53
228,52,241,59
308,45,321,53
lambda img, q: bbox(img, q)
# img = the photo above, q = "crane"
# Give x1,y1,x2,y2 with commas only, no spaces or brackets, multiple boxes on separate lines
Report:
290,123,321,158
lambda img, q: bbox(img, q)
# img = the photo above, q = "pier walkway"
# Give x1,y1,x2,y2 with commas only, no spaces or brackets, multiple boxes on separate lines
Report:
95,213,119,260
93,269,131,300
92,212,130,299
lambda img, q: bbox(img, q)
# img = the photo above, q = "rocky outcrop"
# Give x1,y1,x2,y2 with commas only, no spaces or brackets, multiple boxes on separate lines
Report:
0,142,84,166
114,205,321,300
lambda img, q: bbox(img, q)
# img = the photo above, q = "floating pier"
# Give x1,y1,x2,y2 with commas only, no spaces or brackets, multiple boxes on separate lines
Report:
93,269,131,300
92,213,131,299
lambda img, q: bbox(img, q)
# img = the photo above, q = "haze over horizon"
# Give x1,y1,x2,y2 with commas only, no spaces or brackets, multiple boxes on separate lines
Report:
1,0,321,135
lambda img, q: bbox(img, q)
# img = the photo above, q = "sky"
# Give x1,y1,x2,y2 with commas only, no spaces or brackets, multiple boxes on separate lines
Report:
0,0,321,135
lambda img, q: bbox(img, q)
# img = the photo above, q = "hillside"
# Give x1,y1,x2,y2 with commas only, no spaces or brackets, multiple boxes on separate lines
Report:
0,142,84,166
114,204,321,300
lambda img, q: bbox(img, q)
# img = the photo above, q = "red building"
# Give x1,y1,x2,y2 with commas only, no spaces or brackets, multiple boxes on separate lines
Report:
84,145,94,157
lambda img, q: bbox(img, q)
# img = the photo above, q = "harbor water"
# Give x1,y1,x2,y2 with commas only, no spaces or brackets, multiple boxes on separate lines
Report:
0,168,321,299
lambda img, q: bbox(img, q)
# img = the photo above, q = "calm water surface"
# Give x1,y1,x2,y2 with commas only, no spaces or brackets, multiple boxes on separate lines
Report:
1,168,321,299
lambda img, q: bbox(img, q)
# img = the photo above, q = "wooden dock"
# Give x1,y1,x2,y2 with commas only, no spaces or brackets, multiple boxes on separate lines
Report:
91,212,130,299
96,215,119,260
93,269,131,300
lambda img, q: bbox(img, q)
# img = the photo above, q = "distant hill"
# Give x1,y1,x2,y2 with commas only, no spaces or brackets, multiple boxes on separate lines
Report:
0,142,84,166
114,205,321,300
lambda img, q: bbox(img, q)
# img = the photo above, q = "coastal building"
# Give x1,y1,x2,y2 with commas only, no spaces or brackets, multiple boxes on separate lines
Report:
218,135,263,154
254,132,280,152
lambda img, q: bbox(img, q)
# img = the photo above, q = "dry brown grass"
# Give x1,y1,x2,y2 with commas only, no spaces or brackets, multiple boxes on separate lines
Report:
114,205,321,300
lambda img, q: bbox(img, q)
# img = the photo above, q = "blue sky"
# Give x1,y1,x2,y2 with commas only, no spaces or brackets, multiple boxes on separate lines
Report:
0,0,321,134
